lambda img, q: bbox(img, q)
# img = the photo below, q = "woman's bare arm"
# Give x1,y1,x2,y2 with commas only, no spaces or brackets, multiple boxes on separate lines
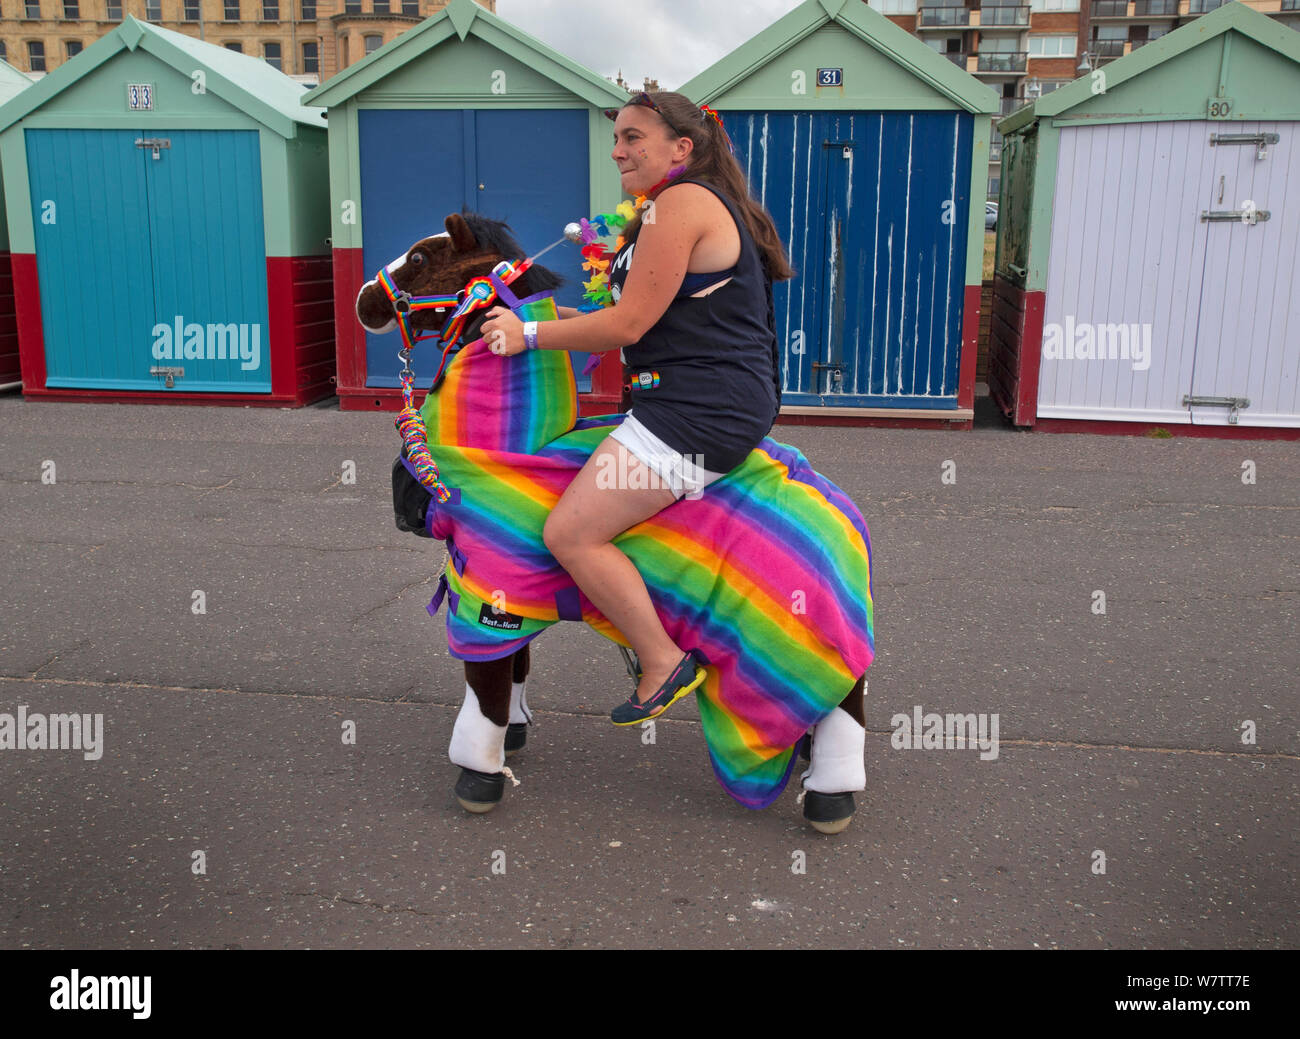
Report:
489,185,712,353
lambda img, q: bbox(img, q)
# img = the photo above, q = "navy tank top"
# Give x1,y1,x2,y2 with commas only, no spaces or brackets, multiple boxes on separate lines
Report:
607,178,782,474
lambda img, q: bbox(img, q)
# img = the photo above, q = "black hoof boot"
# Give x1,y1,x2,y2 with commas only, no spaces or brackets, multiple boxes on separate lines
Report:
803,790,855,834
455,768,506,814
504,723,527,757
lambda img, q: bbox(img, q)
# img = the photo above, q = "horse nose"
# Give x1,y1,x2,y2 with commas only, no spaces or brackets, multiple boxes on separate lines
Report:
355,278,398,334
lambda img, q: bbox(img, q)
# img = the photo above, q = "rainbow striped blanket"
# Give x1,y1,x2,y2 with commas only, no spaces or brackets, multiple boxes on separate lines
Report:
415,295,875,809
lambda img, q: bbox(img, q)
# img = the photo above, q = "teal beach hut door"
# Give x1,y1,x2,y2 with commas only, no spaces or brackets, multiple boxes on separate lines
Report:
26,128,270,392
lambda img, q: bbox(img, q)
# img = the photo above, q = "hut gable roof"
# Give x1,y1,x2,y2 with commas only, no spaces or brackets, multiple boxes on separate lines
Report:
678,0,997,114
0,16,325,137
302,0,629,109
1001,1,1300,134
0,57,32,108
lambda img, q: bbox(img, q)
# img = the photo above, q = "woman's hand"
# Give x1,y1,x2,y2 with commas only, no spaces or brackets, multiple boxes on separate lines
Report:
480,307,525,356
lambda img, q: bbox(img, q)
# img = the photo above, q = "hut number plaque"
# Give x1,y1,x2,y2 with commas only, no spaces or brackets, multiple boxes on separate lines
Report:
127,83,154,111
1207,98,1233,119
817,68,843,87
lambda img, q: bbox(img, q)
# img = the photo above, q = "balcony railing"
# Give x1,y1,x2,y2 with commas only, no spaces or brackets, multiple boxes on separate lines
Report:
1281,0,1300,11
1091,38,1127,57
1091,0,1127,15
1187,0,1227,12
944,52,970,67
1134,0,1178,14
919,6,973,27
998,96,1027,116
979,4,1030,27
977,51,1028,73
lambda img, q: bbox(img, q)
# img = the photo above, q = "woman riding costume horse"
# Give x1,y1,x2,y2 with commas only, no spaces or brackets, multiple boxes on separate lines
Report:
357,92,875,833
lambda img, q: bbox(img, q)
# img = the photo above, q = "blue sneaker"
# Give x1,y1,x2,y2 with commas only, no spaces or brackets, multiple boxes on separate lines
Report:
610,650,707,726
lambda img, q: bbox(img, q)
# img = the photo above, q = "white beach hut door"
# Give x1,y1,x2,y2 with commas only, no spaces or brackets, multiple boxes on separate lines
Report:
1037,122,1216,423
1188,123,1300,427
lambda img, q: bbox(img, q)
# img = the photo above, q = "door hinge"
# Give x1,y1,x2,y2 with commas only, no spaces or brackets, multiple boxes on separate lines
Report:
1183,394,1250,424
134,137,171,160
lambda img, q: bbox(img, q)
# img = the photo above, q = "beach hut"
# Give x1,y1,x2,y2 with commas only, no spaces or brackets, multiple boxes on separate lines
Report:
0,16,333,405
302,0,631,413
990,2,1300,436
0,58,33,389
679,0,998,428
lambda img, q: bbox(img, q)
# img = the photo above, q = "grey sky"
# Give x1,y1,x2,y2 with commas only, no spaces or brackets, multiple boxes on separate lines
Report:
494,0,809,91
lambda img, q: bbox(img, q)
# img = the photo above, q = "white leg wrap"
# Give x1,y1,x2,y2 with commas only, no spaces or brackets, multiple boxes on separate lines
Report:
801,707,866,794
508,681,531,725
449,686,506,774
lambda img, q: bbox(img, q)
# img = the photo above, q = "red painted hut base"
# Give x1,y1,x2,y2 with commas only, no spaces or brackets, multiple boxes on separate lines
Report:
1027,418,1300,441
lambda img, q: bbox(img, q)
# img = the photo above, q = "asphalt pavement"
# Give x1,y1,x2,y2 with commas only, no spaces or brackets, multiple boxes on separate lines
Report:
1,392,1295,949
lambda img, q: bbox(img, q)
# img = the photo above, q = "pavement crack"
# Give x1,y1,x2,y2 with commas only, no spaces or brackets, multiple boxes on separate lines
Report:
351,575,436,625
283,890,441,918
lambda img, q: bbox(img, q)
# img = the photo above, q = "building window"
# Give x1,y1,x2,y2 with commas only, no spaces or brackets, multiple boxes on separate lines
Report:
345,0,361,12
224,1,240,19
981,35,1020,53
402,0,418,12
264,42,282,70
225,42,243,53
1028,35,1076,58
871,0,918,12
66,40,82,59
302,0,316,15
364,34,383,55
184,0,200,19
0,42,6,62
62,1,79,18
988,177,1000,199
146,1,161,18
1030,0,1079,10
263,0,279,19
28,40,46,72
302,41,319,74
27,0,44,17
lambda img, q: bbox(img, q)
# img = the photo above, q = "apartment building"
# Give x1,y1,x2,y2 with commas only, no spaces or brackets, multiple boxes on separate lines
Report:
869,0,1300,197
0,0,494,83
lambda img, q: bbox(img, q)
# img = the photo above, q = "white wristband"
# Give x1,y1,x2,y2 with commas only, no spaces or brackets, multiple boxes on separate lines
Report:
523,321,539,351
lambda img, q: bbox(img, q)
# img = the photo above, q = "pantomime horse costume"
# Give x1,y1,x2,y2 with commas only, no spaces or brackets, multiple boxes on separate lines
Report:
359,210,875,833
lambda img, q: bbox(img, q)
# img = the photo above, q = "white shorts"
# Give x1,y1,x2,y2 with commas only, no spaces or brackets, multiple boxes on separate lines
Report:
607,409,729,501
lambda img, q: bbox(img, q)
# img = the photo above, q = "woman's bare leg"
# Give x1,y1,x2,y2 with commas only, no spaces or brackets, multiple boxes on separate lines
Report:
544,438,690,702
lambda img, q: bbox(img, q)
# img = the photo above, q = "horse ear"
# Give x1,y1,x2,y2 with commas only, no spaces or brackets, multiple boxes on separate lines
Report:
445,213,478,253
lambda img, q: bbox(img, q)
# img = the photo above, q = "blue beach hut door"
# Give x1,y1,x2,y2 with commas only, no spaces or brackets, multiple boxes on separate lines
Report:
357,108,592,392
727,111,972,408
26,128,270,393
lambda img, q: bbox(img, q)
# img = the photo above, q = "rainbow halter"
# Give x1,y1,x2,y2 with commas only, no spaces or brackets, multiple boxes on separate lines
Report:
376,256,534,503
